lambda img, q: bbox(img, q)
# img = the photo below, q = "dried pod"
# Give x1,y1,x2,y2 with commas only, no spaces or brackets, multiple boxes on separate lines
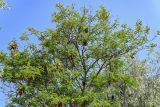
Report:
84,27,89,33
27,77,33,84
108,80,111,86
111,95,115,100
17,87,25,97
68,54,75,60
82,40,88,46
10,43,18,50
55,63,60,70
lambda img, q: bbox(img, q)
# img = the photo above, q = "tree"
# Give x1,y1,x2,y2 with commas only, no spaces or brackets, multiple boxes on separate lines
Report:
114,53,160,107
0,3,155,107
136,52,160,107
0,0,7,9
115,58,148,107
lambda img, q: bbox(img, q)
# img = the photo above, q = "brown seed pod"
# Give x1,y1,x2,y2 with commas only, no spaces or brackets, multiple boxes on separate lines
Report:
82,40,88,46
55,63,60,70
108,80,111,86
27,77,33,84
84,27,89,33
68,54,75,60
17,87,25,97
111,95,115,100
10,43,18,50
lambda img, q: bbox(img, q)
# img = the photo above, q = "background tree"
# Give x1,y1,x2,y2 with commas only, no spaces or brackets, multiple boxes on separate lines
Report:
113,52,160,107
0,3,157,107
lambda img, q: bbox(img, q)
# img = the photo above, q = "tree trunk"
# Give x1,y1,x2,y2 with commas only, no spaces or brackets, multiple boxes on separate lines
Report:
55,103,63,107
70,101,78,107
81,101,88,107
122,84,127,107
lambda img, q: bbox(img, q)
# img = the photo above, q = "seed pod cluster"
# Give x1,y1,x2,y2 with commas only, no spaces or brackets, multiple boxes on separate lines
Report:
17,87,25,97
84,27,88,33
68,53,75,60
10,42,18,50
82,40,88,46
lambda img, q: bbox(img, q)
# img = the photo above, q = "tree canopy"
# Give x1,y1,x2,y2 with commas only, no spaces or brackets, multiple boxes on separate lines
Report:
0,3,160,107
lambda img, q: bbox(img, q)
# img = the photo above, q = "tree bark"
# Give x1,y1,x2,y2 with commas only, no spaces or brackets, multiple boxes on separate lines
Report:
122,84,127,107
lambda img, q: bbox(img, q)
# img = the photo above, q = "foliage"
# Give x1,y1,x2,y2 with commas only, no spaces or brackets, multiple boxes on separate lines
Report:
0,3,159,107
0,0,7,9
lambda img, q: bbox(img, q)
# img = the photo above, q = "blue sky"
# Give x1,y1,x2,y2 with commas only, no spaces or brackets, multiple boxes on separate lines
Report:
0,0,160,106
